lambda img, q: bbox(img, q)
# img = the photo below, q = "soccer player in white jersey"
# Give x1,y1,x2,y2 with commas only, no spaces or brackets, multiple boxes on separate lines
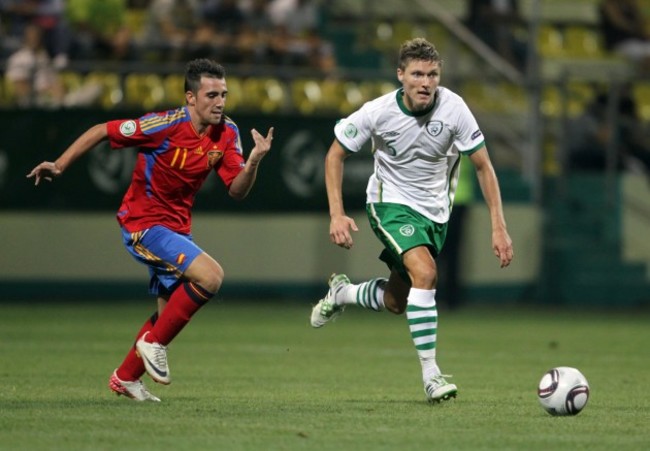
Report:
310,37,514,403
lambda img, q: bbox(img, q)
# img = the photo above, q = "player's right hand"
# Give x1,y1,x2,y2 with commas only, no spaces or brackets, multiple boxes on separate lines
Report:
26,161,62,186
330,215,359,249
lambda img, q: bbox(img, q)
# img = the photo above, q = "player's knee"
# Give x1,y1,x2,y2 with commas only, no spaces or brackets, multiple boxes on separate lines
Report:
203,266,224,294
191,263,224,295
409,266,437,289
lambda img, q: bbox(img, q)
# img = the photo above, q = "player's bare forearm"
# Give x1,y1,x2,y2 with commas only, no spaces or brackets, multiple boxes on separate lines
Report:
475,167,513,266
325,140,348,218
325,140,358,249
228,163,258,200
469,147,513,267
476,165,507,230
27,123,108,185
228,127,273,200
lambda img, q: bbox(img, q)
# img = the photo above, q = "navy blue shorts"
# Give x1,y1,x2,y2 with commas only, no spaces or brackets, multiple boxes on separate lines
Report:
121,225,204,296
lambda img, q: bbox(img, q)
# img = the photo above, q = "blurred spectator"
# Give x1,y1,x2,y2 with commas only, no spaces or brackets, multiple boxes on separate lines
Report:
191,0,246,62
4,22,65,107
265,24,333,71
599,0,650,73
240,0,274,29
141,0,201,61
4,22,102,108
127,0,151,8
201,0,245,36
302,28,336,73
264,0,336,72
465,0,528,71
66,0,137,61
567,89,650,175
237,0,275,65
267,0,319,36
0,0,71,65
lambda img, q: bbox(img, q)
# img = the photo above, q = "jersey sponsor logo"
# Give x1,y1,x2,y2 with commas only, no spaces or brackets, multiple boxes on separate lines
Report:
471,129,483,140
344,123,358,138
399,224,415,237
207,150,224,168
426,120,444,137
119,120,137,136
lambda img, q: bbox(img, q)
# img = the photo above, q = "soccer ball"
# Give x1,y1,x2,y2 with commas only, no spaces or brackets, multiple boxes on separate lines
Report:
537,366,590,416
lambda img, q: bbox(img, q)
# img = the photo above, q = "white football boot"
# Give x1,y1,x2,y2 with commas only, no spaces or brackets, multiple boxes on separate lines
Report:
109,370,161,402
310,273,350,328
136,332,171,385
424,374,458,403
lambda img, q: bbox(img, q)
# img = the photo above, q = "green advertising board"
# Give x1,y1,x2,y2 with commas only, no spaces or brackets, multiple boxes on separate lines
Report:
0,109,374,212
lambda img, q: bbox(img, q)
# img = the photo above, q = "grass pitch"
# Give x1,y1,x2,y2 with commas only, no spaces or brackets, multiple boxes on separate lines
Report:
0,299,648,450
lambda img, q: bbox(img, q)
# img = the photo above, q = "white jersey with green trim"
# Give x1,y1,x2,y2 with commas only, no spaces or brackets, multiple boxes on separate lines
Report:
334,87,485,224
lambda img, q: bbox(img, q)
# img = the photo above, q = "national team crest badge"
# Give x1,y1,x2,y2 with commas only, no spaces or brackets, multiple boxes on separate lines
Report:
344,123,358,138
207,150,224,168
399,224,415,237
426,120,444,137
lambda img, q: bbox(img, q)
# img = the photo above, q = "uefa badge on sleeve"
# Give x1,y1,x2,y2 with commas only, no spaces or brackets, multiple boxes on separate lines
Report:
119,120,137,137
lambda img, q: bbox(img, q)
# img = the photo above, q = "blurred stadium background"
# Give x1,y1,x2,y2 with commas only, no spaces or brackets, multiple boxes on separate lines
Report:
1,0,650,307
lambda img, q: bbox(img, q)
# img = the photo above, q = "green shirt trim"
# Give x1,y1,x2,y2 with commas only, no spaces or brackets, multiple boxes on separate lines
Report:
395,88,436,117
462,141,485,155
335,137,355,154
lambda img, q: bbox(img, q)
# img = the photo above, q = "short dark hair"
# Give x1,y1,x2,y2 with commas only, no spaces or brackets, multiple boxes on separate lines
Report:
398,38,442,70
184,59,226,93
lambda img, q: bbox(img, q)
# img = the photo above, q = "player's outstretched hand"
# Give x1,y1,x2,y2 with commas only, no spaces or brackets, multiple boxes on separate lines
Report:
26,161,62,186
249,127,274,164
330,214,359,250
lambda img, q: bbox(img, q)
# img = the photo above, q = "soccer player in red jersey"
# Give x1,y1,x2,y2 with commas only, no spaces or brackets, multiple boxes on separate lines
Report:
27,59,274,402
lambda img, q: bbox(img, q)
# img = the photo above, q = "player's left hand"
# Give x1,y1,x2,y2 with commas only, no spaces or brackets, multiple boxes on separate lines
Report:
493,228,513,268
248,127,274,164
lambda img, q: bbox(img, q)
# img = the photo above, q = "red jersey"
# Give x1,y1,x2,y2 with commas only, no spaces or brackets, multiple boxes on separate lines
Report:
106,106,245,234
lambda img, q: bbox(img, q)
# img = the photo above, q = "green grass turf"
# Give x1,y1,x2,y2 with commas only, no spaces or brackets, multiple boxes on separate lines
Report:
0,300,648,451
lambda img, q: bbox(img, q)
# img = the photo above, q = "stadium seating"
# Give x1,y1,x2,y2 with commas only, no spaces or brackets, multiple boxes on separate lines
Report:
369,19,451,56
541,82,595,118
59,71,84,94
162,74,185,107
223,76,243,112
497,82,529,115
632,82,650,123
124,73,165,110
123,8,147,40
339,81,365,114
291,78,334,115
370,20,397,53
537,24,565,58
240,77,288,114
0,75,12,106
563,25,605,59
459,79,497,113
426,23,450,54
83,72,123,109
